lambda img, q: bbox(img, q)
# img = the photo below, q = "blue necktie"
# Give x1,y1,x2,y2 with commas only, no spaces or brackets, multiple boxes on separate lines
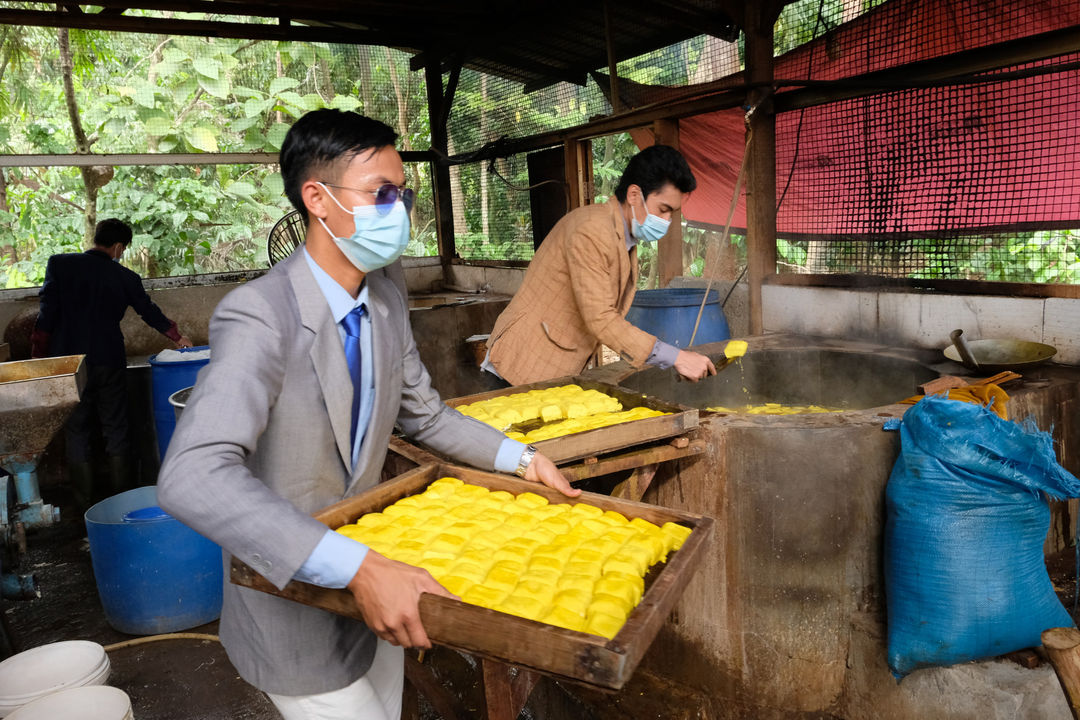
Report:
341,305,366,448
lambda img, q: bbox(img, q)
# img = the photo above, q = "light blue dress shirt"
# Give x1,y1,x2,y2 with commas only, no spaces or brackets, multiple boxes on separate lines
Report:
294,250,526,588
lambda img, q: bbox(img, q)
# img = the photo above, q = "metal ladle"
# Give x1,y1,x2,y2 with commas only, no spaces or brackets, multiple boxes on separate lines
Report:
949,329,980,370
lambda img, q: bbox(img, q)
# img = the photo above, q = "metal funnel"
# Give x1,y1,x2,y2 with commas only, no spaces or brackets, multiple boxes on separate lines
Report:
0,355,87,530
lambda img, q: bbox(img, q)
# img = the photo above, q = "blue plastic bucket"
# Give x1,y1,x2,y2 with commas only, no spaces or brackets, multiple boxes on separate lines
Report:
148,346,209,460
85,486,223,635
625,288,731,348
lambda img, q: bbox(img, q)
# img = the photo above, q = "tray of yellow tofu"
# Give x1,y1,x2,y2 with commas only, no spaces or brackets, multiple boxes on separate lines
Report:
230,462,714,691
446,377,699,464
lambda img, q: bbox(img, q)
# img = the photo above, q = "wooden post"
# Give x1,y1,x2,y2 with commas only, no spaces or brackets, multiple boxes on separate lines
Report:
654,118,684,287
743,5,779,335
1043,627,1080,720
425,57,456,270
564,138,592,210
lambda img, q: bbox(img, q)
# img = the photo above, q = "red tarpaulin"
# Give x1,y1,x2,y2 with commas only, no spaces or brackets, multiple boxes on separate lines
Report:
677,0,1080,236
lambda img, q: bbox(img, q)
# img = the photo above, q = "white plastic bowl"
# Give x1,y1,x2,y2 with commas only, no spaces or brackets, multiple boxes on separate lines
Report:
6,685,132,720
0,641,108,715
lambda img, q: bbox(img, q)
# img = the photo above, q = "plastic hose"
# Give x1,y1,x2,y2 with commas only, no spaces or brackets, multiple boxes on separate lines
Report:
103,632,220,653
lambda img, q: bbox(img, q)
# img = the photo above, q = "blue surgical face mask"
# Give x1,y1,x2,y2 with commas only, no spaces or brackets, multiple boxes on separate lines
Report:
316,182,411,272
630,193,670,244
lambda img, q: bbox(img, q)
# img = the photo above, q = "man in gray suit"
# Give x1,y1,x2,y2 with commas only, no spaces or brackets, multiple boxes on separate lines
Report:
158,109,579,720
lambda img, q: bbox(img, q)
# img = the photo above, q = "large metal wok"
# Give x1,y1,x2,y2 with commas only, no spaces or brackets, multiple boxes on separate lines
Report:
944,333,1057,373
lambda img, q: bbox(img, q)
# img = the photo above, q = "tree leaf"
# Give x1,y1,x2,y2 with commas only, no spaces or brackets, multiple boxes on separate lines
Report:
243,97,273,118
226,180,257,197
144,115,173,136
266,123,291,150
193,56,221,80
186,126,219,152
330,95,361,111
269,77,300,95
198,74,230,100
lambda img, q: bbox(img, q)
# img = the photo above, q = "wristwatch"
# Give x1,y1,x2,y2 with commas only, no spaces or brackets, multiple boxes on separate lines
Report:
515,444,538,478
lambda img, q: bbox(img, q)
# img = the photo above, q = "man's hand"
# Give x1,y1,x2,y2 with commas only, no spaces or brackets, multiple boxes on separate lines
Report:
673,349,716,382
175,335,194,349
524,452,582,498
345,550,453,649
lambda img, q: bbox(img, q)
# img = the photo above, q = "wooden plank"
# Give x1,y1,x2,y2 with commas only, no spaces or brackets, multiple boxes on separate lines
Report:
611,464,658,503
231,462,715,691
482,660,540,720
1043,627,1080,720
560,438,704,483
445,376,700,465
405,652,464,720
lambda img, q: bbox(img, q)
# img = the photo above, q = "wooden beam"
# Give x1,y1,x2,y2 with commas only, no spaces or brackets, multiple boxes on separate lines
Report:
765,272,1080,300
743,5,778,336
603,0,621,114
653,118,683,287
425,56,457,268
775,23,1080,113
1043,627,1080,720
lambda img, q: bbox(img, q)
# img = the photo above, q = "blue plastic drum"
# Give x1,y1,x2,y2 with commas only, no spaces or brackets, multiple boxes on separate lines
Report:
85,486,223,635
148,346,209,460
625,288,731,348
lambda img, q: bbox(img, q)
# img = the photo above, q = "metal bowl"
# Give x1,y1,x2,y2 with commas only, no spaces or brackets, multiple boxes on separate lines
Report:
943,339,1057,373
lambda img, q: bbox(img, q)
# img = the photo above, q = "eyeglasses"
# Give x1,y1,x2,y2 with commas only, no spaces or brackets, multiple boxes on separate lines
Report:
321,182,415,215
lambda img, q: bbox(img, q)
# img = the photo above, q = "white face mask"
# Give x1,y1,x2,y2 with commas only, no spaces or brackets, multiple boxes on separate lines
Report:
630,192,670,243
316,182,411,273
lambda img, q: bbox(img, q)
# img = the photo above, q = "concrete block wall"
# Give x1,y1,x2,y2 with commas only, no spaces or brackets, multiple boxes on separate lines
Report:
762,285,1080,365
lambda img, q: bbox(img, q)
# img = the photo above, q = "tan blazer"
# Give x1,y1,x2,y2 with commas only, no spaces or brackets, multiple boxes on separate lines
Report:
488,199,656,385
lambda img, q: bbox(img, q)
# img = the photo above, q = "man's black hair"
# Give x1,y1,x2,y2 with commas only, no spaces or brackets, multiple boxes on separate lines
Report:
94,218,133,248
613,144,696,202
280,109,399,223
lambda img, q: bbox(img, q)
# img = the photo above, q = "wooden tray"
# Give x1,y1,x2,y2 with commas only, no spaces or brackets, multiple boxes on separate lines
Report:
231,462,714,691
445,377,699,465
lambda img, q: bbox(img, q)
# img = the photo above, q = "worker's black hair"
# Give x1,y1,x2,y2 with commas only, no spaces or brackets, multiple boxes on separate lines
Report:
280,109,399,223
613,144,697,202
94,218,133,248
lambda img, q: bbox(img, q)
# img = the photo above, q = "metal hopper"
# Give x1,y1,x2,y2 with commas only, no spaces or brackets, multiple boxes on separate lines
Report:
0,355,87,531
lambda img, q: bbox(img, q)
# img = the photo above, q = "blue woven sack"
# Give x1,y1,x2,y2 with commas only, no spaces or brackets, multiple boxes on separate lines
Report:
885,394,1080,679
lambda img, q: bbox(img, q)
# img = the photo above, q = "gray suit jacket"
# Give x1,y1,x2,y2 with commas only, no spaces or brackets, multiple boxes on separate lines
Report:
157,250,506,695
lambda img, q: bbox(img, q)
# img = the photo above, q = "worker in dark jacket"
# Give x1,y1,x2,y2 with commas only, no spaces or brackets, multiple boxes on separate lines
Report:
31,218,192,510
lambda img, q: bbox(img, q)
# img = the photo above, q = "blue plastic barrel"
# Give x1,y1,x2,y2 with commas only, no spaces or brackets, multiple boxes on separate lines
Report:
625,288,731,348
148,346,209,460
85,486,223,635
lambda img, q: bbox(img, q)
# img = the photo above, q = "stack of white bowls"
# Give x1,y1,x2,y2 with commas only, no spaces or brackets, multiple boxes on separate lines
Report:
6,686,132,720
0,641,111,717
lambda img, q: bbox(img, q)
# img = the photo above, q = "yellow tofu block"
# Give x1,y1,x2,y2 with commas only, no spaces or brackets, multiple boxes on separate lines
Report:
539,516,573,536
418,556,454,579
661,521,693,550
496,594,548,621
393,539,427,554
565,560,603,578
503,512,538,532
429,532,468,555
569,547,605,565
447,562,487,583
485,565,522,591
521,526,558,544
334,525,367,541
552,588,591,617
556,573,596,593
603,553,643,577
602,510,629,525
565,403,589,419
488,490,515,503
724,339,748,359
448,504,482,519
540,404,564,422
532,542,575,563
589,594,631,622
529,555,563,573
351,512,387,529
515,492,549,509
492,545,531,565
542,606,587,632
461,584,508,609
440,575,474,597
390,549,423,566
594,574,642,606
585,611,625,639
505,431,526,441
519,567,562,586
570,503,604,518
629,517,662,535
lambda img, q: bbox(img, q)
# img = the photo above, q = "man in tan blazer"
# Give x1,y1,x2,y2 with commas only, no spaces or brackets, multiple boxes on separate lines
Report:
485,144,716,386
